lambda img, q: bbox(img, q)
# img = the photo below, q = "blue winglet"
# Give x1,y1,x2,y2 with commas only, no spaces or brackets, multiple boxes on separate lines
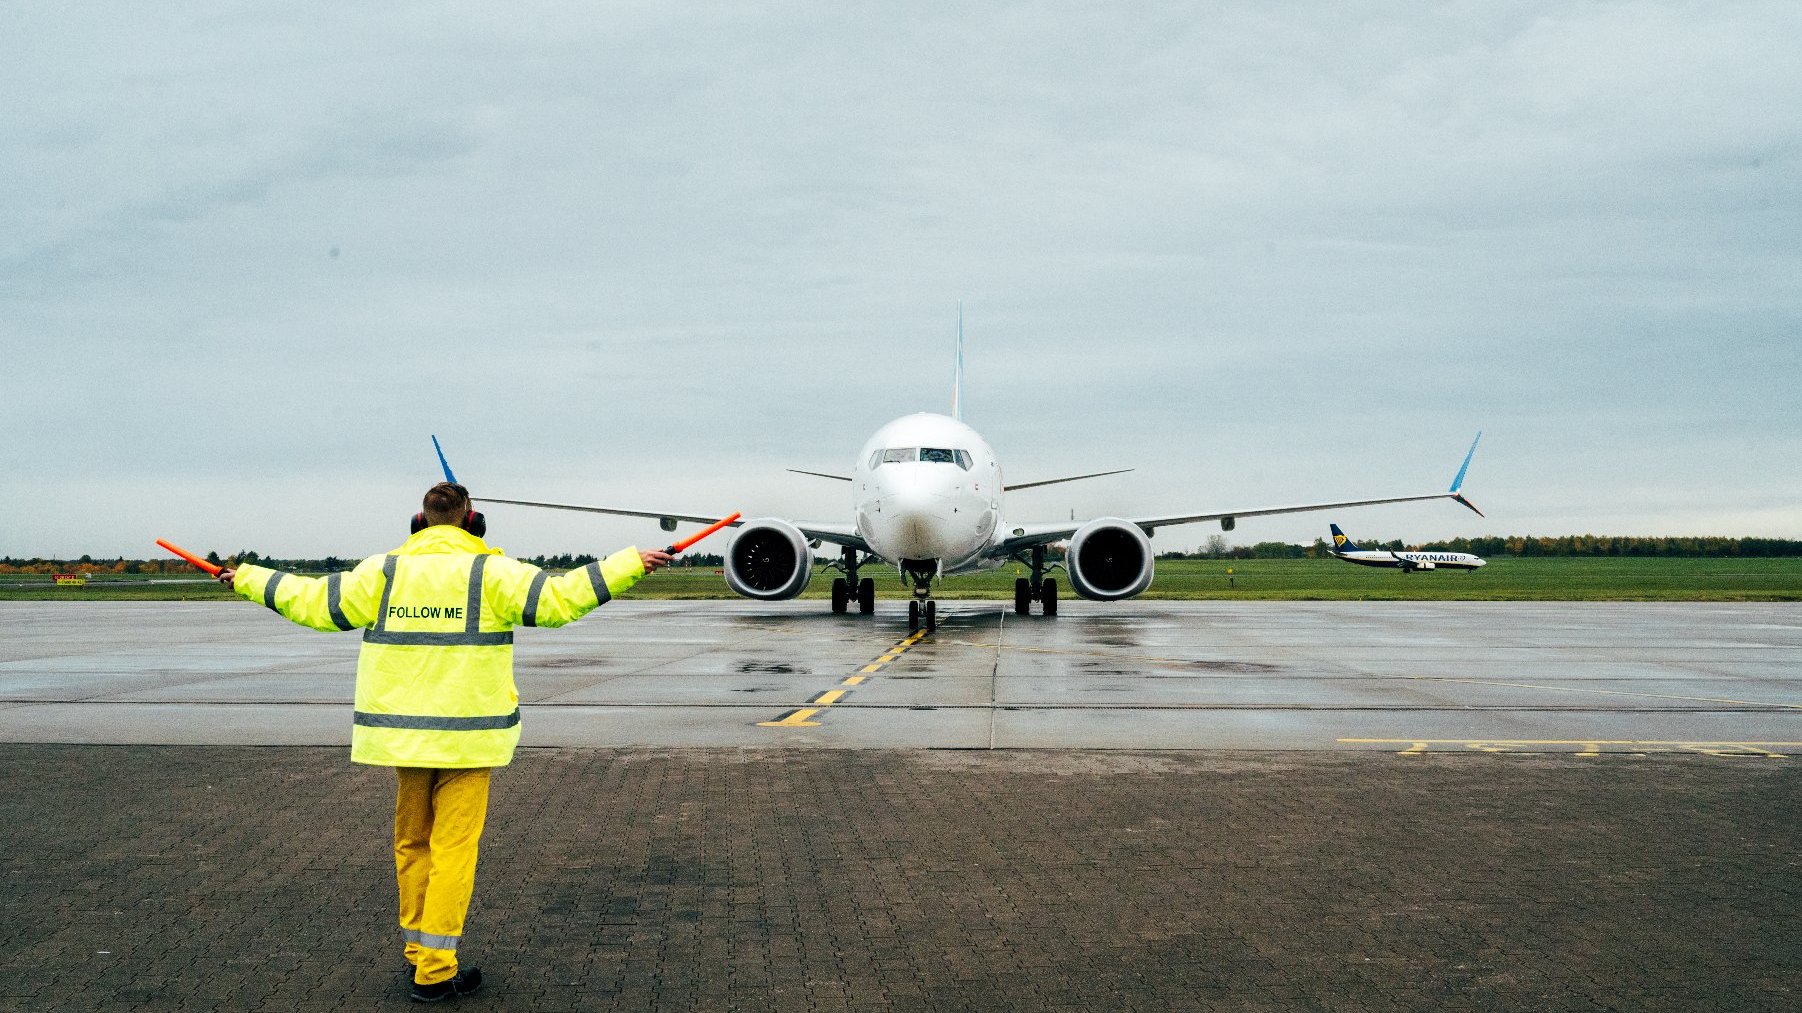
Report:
431,435,459,485
1449,431,1481,493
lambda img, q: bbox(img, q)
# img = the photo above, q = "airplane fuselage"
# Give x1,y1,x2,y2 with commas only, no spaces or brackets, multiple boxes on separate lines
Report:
1333,549,1485,571
853,413,1005,574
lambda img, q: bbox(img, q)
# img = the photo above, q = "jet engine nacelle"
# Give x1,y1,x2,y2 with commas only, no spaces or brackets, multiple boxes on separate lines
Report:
724,518,815,600
1066,517,1155,601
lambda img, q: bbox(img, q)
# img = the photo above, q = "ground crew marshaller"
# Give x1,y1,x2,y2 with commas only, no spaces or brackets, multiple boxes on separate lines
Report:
217,482,671,1003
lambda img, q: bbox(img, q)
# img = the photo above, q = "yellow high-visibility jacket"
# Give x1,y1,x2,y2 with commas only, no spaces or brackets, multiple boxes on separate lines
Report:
230,525,646,768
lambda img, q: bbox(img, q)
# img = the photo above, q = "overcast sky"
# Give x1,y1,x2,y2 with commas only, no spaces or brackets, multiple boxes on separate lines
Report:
4,1,1799,560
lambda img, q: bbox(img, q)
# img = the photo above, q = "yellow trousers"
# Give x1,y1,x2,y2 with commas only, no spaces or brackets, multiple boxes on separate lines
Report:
394,767,491,986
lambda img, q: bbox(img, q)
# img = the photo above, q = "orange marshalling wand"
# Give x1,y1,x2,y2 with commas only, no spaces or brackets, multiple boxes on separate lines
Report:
666,512,741,554
155,538,223,577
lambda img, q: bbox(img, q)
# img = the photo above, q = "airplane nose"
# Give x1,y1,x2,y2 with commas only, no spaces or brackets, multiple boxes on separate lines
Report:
886,481,940,516
877,476,956,558
895,512,937,553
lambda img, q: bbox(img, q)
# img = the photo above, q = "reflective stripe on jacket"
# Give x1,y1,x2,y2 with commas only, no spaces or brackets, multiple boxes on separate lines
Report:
232,526,646,768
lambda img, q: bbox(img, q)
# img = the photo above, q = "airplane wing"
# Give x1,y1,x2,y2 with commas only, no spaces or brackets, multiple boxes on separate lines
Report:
473,496,736,528
433,436,870,552
473,497,871,552
788,522,870,552
1004,469,1133,492
988,433,1484,557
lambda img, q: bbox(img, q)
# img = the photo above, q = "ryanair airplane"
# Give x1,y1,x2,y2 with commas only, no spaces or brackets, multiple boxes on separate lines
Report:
1329,524,1486,572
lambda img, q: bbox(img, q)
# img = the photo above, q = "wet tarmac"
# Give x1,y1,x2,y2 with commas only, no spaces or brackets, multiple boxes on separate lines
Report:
5,602,1798,1011
3,600,1798,754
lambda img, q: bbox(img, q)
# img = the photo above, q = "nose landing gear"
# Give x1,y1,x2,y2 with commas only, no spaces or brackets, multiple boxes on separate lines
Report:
1013,545,1059,617
907,598,937,633
904,559,938,633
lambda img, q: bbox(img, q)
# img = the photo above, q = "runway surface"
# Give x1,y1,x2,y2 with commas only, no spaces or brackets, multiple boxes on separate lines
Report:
2,600,1798,753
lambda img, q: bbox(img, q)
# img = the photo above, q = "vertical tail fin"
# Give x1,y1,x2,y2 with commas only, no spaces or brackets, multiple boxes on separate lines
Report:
431,435,459,484
1330,524,1360,552
951,301,965,422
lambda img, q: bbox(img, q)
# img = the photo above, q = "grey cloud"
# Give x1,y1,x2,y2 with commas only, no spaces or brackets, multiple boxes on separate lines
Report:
3,1,1799,557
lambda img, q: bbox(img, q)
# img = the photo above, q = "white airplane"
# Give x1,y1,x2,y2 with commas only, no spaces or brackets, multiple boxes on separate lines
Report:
1329,523,1487,572
455,330,1484,632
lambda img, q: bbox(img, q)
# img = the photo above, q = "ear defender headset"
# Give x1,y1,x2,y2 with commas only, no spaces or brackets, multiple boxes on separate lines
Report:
410,483,488,538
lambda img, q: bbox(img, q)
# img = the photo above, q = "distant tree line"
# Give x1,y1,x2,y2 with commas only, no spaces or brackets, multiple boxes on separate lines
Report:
1159,537,1315,560
1157,534,1802,560
518,552,725,569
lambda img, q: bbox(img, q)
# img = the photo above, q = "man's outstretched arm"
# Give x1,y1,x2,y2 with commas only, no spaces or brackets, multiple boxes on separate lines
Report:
486,548,672,629
217,556,385,632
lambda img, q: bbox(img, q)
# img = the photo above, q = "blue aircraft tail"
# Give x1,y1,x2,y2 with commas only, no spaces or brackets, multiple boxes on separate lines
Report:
431,435,459,484
1329,524,1360,552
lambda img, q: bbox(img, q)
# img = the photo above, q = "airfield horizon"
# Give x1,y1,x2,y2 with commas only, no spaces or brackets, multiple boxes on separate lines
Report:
3,557,1799,602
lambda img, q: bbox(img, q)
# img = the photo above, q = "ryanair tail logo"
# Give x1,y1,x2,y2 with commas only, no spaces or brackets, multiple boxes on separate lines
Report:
1333,533,1348,548
1329,523,1359,551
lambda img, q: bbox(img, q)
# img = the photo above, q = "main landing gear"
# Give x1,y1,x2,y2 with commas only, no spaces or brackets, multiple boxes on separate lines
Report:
1013,544,1058,617
830,548,876,615
903,559,937,634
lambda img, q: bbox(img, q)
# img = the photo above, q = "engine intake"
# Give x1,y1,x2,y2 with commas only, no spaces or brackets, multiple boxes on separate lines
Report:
724,518,815,600
1066,518,1154,601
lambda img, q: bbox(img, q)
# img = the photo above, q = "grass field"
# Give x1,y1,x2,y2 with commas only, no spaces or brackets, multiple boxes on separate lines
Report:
5,557,1799,602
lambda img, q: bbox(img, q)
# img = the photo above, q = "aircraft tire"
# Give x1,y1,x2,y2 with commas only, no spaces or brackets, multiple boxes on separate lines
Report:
1014,578,1031,615
925,599,937,632
1041,578,1058,616
831,578,848,614
857,578,876,614
908,599,921,632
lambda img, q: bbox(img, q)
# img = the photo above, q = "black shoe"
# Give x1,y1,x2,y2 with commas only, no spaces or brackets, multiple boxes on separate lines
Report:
410,966,482,1003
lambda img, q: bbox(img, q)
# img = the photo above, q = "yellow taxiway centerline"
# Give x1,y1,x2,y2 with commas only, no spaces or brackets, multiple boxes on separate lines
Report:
757,708,823,728
760,629,930,729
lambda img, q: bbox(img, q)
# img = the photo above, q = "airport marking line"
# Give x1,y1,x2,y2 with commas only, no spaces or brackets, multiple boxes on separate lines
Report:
1341,738,1802,758
758,629,928,728
760,708,823,728
1399,674,1802,711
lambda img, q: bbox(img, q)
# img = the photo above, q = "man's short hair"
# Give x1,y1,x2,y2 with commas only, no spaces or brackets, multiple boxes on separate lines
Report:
422,482,472,527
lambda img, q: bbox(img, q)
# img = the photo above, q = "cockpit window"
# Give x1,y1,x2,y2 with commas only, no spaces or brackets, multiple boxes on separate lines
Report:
871,447,972,470
922,448,972,470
